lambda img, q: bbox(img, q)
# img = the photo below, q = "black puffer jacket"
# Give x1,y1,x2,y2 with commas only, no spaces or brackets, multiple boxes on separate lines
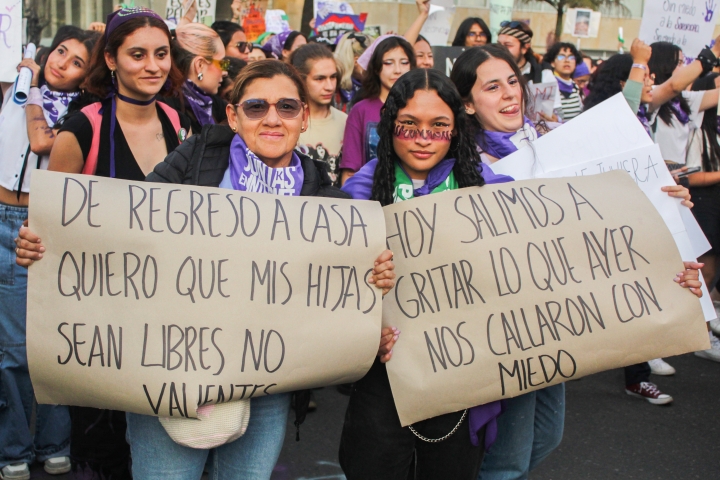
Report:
146,124,349,437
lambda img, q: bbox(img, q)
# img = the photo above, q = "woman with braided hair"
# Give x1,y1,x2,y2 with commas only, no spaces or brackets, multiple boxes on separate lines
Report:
339,68,512,480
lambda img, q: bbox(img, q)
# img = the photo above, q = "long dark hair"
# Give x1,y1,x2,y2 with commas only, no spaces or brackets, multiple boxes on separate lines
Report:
211,20,244,47
649,41,690,126
83,16,184,98
451,17,491,47
692,73,720,172
583,53,632,111
450,45,530,133
370,69,485,206
355,36,416,103
39,26,100,89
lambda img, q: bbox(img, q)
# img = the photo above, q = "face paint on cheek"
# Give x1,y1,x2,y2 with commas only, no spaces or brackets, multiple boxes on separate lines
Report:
393,124,453,142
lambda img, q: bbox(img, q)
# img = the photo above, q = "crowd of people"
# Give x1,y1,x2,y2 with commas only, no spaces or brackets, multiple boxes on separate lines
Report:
0,2,718,480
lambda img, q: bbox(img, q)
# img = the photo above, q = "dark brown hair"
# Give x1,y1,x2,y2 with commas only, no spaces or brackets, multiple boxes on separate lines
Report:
355,36,416,103
83,17,184,98
228,59,307,105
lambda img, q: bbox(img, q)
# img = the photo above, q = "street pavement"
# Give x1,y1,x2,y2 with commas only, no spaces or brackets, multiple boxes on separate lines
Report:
29,352,720,480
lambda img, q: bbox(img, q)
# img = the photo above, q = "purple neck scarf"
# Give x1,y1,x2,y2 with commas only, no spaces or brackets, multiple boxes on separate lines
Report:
228,134,304,196
554,74,575,95
478,118,539,160
183,80,214,127
409,158,456,196
40,83,77,126
637,104,652,138
669,98,690,125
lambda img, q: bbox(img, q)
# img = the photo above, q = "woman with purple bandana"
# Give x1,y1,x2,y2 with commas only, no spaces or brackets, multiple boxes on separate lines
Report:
143,60,394,479
451,44,704,480
339,68,512,479
0,25,98,480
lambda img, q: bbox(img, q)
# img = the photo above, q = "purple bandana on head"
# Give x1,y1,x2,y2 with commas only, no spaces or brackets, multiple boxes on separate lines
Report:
477,117,539,160
228,134,304,196
262,31,293,59
183,80,214,127
105,7,164,40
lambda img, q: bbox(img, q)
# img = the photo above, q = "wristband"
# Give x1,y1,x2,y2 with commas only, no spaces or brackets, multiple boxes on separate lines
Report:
26,87,43,107
632,63,647,71
696,47,718,74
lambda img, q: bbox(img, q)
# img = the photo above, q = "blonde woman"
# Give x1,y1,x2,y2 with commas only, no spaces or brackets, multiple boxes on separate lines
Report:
334,32,374,112
166,22,228,133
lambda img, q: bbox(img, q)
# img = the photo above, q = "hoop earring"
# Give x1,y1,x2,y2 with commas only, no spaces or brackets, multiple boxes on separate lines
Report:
197,72,204,81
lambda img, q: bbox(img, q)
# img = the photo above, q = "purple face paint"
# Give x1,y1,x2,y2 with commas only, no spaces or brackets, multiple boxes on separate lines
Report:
393,124,453,142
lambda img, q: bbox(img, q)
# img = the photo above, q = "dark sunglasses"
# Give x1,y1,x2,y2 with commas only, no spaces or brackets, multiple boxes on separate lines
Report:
237,98,304,120
235,41,254,53
500,20,525,29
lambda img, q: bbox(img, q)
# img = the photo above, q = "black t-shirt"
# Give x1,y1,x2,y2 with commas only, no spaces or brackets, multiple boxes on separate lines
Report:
59,98,191,181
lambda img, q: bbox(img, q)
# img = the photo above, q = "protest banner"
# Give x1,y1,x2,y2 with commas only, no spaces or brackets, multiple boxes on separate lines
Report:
564,8,601,38
314,0,354,20
528,81,558,121
419,5,455,46
27,171,386,417
0,0,22,83
165,0,217,26
383,171,709,426
243,6,266,41
315,12,367,45
265,9,291,34
489,0,513,39
638,0,716,60
431,46,465,76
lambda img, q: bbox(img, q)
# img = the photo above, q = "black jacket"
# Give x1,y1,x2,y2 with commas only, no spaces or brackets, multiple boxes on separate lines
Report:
146,124,349,437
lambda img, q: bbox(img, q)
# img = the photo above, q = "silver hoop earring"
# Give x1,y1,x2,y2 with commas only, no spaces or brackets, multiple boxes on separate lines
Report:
111,70,115,80
197,72,204,81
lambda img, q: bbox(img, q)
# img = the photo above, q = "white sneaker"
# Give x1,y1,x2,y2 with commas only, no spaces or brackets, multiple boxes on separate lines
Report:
695,332,720,363
0,463,30,480
709,318,720,336
648,358,676,375
44,456,71,475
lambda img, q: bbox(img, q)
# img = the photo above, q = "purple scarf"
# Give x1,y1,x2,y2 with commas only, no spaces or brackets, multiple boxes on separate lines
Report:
637,104,652,138
341,77,363,104
669,98,690,125
183,80,215,127
554,75,575,96
477,118,539,160
40,83,77,126
228,134,304,195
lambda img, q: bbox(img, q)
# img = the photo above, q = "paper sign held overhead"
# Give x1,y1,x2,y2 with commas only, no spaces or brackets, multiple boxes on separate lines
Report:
165,0,217,27
0,0,23,83
420,5,455,46
638,0,716,60
27,171,386,417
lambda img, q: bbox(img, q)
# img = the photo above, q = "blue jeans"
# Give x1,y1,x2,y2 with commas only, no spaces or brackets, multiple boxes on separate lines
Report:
126,393,291,480
0,204,70,468
479,384,565,480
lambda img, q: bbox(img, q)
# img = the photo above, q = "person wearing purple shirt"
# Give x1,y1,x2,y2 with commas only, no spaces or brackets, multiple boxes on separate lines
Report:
339,36,416,185
339,69,512,480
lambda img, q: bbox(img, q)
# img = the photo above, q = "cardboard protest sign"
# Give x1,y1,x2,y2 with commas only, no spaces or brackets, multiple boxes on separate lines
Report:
431,46,465,76
315,12,367,45
528,81,558,121
383,171,708,426
165,0,217,26
638,0,716,60
420,5,455,46
27,171,385,417
0,0,23,83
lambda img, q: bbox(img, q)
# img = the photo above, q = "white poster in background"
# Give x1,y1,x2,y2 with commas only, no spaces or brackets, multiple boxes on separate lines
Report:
314,0,354,21
528,81,558,120
489,0,514,40
420,5,455,46
563,8,601,38
265,10,291,34
165,0,217,27
638,0,716,60
0,0,23,83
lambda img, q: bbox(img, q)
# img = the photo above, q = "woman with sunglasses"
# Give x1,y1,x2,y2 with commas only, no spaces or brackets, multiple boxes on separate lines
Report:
450,45,702,480
45,59,388,479
451,17,491,48
166,22,229,134
15,8,189,479
211,20,253,61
